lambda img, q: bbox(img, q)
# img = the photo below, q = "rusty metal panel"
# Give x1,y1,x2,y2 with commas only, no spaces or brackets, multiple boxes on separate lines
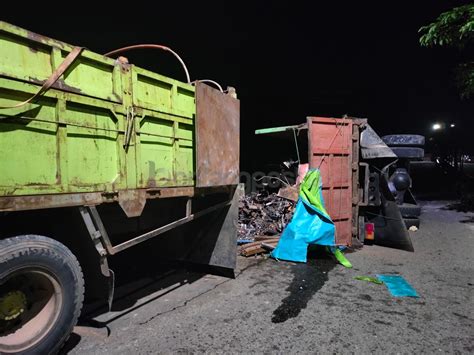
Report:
0,192,104,212
308,116,353,246
195,82,240,187
0,186,197,213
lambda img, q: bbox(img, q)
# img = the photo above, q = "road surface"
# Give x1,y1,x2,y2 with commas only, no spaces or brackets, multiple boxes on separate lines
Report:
65,201,474,354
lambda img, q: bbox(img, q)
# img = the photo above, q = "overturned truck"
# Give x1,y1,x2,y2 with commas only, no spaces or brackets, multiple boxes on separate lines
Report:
0,22,240,353
255,116,419,251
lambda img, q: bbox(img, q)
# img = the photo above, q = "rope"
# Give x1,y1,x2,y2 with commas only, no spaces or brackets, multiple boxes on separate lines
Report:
0,47,84,109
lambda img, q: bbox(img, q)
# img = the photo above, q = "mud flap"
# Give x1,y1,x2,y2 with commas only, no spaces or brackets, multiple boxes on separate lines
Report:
183,184,243,276
371,176,414,252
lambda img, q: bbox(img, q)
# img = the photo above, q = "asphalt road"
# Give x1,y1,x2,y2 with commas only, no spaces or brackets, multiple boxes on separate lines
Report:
66,201,474,354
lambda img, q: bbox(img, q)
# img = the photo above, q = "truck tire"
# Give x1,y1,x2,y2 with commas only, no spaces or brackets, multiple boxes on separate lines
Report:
0,235,84,354
390,147,424,160
404,218,420,229
382,134,425,147
399,203,421,218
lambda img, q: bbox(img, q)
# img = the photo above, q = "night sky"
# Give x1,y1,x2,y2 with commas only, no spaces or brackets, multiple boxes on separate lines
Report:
4,2,473,172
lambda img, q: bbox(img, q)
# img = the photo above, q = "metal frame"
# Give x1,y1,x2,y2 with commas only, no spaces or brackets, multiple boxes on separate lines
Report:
351,120,362,239
79,206,115,309
358,162,370,207
79,199,232,256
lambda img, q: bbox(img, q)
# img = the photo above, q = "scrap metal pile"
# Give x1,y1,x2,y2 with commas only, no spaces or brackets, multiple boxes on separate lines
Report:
238,192,295,255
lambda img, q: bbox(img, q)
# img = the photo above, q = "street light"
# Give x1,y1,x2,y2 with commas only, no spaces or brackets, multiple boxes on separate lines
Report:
450,123,455,128
432,123,442,130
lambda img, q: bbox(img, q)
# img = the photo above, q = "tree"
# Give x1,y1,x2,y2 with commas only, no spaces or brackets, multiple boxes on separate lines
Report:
419,4,474,98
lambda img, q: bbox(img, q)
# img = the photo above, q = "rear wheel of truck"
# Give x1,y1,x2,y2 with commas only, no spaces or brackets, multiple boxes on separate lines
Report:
399,203,422,218
0,235,84,354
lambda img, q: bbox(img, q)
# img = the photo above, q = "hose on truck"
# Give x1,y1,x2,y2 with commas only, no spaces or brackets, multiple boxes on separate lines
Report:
191,79,224,93
104,44,191,83
105,45,226,92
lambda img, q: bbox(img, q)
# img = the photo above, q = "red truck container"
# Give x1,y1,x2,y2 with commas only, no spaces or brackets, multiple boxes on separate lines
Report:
255,116,413,251
308,116,356,245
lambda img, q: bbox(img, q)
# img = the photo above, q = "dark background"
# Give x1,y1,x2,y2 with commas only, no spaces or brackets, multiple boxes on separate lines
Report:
4,2,473,173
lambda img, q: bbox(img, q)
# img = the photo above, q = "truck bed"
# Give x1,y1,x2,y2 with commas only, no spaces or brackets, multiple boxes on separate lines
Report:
0,22,195,204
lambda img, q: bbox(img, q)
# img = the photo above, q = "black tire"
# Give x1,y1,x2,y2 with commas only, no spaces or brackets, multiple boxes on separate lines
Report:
404,218,420,229
390,147,424,160
399,203,421,218
0,235,84,354
382,134,425,147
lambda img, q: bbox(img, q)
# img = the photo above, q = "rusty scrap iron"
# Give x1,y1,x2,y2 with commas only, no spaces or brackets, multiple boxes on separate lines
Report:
238,192,295,241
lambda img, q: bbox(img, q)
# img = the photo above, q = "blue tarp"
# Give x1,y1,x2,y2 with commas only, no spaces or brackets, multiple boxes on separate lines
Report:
377,274,419,297
271,169,336,263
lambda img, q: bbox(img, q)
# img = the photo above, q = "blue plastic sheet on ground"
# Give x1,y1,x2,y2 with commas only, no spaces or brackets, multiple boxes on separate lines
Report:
377,274,419,297
270,169,336,263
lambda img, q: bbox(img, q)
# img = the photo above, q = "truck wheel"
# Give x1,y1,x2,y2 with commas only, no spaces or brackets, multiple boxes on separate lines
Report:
0,235,84,354
399,203,421,218
382,134,425,147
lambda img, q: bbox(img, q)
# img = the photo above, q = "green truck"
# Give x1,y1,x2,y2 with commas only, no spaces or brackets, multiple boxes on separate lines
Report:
0,21,240,353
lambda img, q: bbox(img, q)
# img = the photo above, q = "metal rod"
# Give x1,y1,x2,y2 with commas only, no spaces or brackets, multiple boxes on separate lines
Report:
109,200,231,254
186,198,192,217
88,206,115,255
293,128,301,163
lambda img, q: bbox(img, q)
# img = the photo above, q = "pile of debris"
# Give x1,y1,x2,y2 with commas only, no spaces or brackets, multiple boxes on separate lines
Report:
238,191,295,254
239,236,280,257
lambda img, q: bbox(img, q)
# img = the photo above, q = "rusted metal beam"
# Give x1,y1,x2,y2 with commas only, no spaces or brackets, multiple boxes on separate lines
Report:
80,200,232,256
0,187,196,213
0,192,104,212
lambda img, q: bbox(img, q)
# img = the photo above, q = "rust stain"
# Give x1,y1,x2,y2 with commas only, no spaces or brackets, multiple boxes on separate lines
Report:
25,29,66,50
0,186,196,212
147,179,157,188
26,77,82,94
28,77,44,85
118,189,146,217
0,192,103,212
146,187,194,199
54,79,82,94
147,161,157,187
116,56,131,74
195,82,240,187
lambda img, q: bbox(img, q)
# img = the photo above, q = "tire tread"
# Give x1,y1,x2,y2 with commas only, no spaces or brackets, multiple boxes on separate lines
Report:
0,235,84,354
